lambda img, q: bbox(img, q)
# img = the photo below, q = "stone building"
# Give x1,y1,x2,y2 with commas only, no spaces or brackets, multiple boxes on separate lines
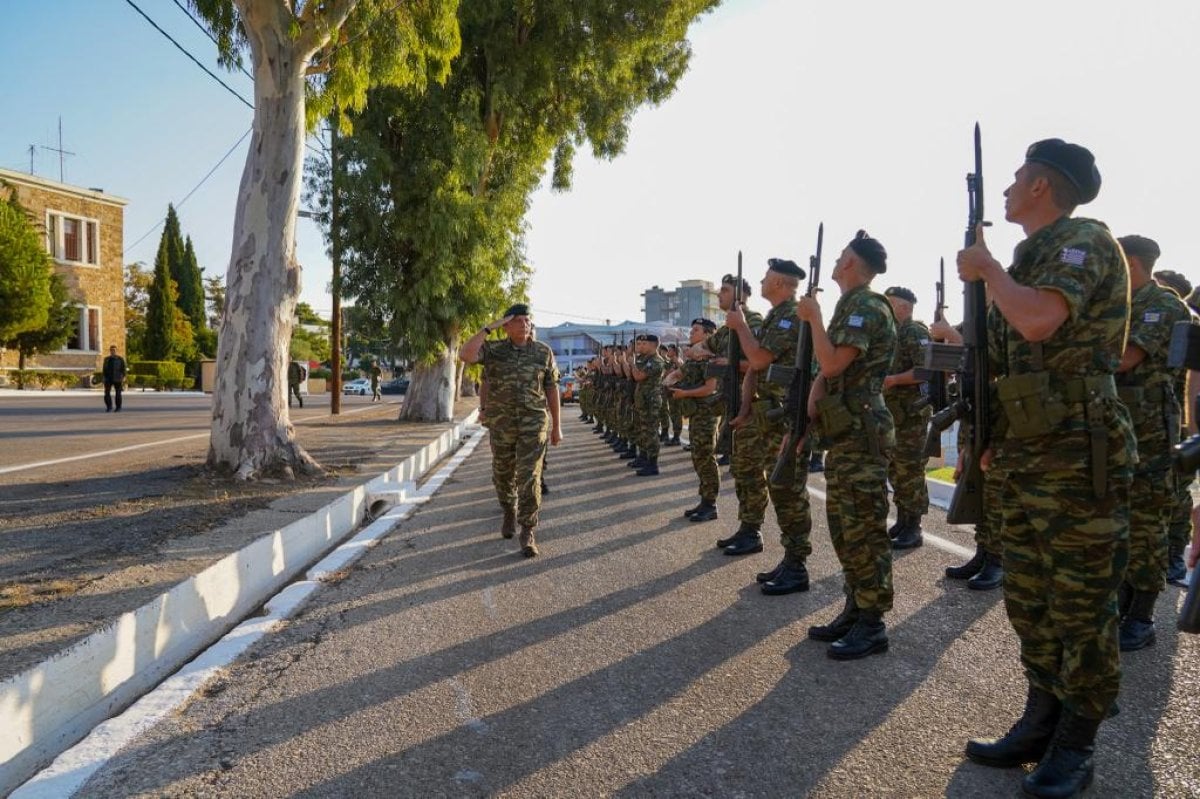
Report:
0,167,127,379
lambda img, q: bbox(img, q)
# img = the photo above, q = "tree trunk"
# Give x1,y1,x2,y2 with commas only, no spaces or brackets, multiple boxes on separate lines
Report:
399,338,457,422
456,360,473,398
207,12,320,480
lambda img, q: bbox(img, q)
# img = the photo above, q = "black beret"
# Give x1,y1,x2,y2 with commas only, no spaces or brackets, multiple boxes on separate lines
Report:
849,230,887,273
1118,235,1161,262
1155,269,1193,299
1025,139,1101,204
721,273,754,299
691,317,717,331
503,303,530,318
767,258,806,280
885,286,917,304
643,333,659,344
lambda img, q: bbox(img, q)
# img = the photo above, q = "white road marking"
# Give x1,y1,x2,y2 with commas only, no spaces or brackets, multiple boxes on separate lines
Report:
0,404,384,476
481,586,498,618
450,678,490,735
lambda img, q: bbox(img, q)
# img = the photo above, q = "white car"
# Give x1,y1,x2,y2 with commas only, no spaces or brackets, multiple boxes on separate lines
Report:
342,378,371,395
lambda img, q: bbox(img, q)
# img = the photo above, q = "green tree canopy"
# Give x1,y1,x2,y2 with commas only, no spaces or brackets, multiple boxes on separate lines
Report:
8,270,75,369
0,191,54,341
144,236,180,360
180,235,207,335
124,261,154,360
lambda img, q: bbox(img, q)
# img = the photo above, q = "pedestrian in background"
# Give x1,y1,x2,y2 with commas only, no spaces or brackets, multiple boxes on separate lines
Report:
102,345,126,413
287,361,304,408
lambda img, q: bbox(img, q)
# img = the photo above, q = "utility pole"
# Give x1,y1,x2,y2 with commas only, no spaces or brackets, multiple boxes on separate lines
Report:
329,117,343,415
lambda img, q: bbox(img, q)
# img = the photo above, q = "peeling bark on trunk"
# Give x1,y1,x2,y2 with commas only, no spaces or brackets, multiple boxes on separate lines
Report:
207,12,321,481
399,339,457,422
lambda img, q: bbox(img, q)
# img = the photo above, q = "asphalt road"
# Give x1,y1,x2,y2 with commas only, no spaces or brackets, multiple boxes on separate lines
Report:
53,416,1200,797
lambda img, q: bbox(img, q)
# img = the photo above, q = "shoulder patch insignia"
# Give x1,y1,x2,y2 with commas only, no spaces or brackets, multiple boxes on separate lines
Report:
1060,247,1087,266
1144,311,1162,323
778,319,793,330
848,314,864,328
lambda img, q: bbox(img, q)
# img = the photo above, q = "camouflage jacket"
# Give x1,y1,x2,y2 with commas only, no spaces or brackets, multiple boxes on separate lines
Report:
885,317,932,410
478,338,559,417
1119,280,1191,470
705,309,764,361
635,353,665,400
754,299,801,404
825,285,897,449
989,215,1135,473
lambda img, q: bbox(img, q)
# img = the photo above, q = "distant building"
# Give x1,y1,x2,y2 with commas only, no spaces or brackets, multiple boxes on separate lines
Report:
0,167,127,379
538,320,688,374
641,279,721,326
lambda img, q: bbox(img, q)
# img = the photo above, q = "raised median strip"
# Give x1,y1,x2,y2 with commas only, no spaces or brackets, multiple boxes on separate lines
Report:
0,410,481,796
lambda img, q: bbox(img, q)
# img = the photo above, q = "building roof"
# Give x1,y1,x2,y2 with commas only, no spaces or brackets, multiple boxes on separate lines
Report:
0,166,129,208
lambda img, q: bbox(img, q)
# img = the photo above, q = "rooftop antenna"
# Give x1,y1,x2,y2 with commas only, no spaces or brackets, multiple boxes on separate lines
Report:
27,144,35,174
38,117,74,182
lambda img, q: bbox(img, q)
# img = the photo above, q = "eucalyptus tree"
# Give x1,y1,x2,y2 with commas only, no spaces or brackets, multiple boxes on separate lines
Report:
186,0,460,479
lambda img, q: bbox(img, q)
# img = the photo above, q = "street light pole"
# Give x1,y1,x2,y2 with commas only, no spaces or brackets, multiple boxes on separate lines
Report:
329,118,342,415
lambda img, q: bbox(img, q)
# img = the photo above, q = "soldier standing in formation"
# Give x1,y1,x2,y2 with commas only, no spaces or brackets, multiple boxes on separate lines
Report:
670,318,722,522
797,230,896,659
723,259,815,597
630,334,666,476
956,139,1133,798
460,304,562,558
880,286,933,550
1112,234,1191,651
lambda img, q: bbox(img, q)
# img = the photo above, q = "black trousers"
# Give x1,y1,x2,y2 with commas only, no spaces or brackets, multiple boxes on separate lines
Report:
104,381,123,411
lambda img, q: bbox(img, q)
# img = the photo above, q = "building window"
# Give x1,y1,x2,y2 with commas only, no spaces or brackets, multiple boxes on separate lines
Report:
45,211,100,266
63,306,101,352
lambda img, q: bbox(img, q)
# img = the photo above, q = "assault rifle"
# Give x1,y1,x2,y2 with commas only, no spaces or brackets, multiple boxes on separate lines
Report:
711,251,745,457
912,257,951,456
924,124,990,525
765,224,823,486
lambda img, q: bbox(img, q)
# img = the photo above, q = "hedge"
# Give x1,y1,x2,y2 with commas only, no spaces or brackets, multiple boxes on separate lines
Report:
129,361,186,383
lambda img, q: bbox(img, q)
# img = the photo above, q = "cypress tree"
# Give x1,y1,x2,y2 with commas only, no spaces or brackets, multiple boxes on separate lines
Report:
144,235,178,360
181,235,206,332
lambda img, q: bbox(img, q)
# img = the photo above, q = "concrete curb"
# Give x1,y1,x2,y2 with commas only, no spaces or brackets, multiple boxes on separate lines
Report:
0,410,480,795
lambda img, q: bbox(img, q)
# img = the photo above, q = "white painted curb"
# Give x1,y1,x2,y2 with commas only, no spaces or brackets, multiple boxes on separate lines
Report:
0,411,480,795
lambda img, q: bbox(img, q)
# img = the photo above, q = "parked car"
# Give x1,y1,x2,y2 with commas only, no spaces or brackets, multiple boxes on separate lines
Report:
342,378,371,395
380,377,410,395
559,377,578,403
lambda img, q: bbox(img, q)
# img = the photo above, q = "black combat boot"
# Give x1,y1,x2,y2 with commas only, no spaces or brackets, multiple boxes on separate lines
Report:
967,553,1004,591
716,522,758,549
946,545,986,579
756,558,786,583
827,610,888,660
683,501,708,518
1118,590,1158,651
594,423,606,434
1021,711,1101,798
636,458,659,476
808,452,824,473
628,455,647,468
891,513,924,550
722,525,763,556
965,685,1061,768
688,502,718,522
619,446,639,460
1167,544,1188,586
682,443,693,451
540,478,550,495
887,513,905,539
716,453,731,466
669,434,681,446
659,430,670,443
1117,581,1133,619
500,506,516,539
761,556,810,595
808,598,859,641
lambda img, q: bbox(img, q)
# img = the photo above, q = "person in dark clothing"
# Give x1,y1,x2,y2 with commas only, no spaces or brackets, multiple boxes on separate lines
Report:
102,346,127,412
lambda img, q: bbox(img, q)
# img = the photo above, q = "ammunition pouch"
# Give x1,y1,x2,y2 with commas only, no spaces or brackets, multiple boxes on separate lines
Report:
1117,383,1179,445
817,390,889,454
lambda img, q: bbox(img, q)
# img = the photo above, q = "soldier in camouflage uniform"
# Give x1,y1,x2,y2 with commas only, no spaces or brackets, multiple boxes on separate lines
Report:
631,334,666,476
663,344,683,445
670,318,722,521
797,230,896,659
1113,235,1191,651
957,140,1134,799
1153,269,1198,585
881,286,933,550
722,259,815,597
460,304,562,558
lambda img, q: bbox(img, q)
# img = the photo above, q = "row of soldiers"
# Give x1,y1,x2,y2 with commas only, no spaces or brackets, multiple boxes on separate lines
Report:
566,137,1199,799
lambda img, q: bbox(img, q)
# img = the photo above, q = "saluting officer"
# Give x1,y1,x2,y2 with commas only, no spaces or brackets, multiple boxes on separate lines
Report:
957,139,1133,798
881,286,933,549
797,230,896,659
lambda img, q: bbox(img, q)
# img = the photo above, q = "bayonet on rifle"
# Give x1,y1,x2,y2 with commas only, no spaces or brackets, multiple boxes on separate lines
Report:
713,251,744,457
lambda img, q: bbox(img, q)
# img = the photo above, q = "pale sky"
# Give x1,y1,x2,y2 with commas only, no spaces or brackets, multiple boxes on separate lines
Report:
3,0,1198,329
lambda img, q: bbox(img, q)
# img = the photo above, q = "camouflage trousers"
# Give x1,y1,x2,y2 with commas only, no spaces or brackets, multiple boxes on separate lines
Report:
637,393,662,458
488,414,549,528
974,466,1004,556
1168,472,1194,551
1000,469,1130,720
886,411,930,515
688,407,722,503
665,396,682,437
1126,467,1173,591
826,448,893,614
731,406,811,557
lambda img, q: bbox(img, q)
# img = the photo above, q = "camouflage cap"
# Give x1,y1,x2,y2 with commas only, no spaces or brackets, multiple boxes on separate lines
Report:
849,229,887,273
1025,139,1101,204
884,286,917,304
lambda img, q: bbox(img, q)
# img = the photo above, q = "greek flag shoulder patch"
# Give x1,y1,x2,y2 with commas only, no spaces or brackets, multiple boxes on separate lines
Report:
1060,247,1087,266
848,314,864,328
778,319,793,330
1144,311,1162,323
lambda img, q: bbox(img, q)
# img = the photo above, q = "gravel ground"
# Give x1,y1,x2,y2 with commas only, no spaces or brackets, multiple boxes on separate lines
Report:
72,415,1200,798
0,399,479,680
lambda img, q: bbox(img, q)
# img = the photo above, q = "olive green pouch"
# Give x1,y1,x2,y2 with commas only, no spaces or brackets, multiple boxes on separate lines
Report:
996,372,1066,438
816,393,854,438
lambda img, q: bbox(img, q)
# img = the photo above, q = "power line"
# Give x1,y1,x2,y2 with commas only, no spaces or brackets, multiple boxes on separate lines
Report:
123,128,252,256
123,0,254,110
170,0,254,80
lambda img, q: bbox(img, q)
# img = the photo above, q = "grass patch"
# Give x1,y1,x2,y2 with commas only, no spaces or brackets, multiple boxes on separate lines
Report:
927,466,956,483
0,578,86,611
